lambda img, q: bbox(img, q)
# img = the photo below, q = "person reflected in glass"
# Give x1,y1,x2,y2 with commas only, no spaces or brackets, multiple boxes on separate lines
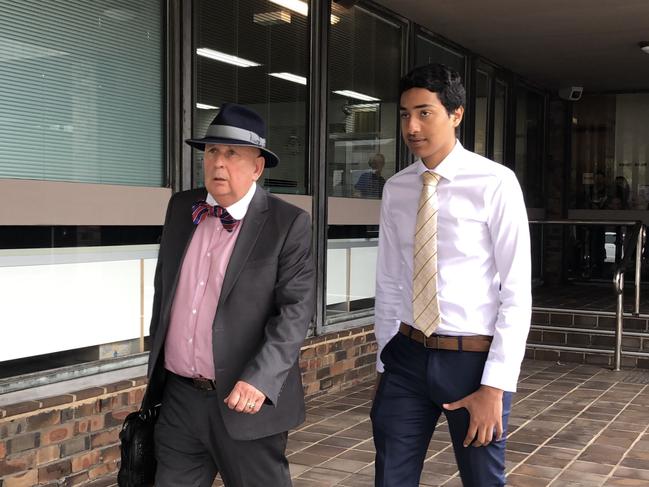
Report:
612,176,631,210
588,171,609,209
355,153,387,198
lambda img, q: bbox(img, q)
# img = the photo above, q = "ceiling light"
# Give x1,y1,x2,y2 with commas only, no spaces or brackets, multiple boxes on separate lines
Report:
639,41,649,55
333,90,380,102
0,37,67,62
269,72,307,85
254,11,291,25
269,0,307,16
196,103,219,110
346,102,380,111
268,0,340,24
196,48,260,67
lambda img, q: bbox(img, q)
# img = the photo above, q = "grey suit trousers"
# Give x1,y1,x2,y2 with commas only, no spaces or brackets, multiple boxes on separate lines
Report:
154,373,291,487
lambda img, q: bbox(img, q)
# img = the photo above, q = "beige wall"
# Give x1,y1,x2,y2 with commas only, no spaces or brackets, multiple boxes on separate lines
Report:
0,180,380,226
0,179,172,225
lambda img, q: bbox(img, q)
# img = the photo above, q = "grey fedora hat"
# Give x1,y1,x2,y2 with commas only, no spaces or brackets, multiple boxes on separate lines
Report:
185,103,279,168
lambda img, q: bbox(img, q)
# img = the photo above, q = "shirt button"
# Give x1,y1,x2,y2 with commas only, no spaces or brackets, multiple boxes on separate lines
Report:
199,281,205,286
398,285,403,290
192,309,197,315
207,252,211,257
188,338,193,343
191,366,195,372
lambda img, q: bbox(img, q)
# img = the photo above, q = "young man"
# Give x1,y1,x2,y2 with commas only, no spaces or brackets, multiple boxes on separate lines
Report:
371,63,531,486
147,103,315,486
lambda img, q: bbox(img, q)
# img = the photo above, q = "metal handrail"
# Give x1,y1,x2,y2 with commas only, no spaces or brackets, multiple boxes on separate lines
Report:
612,222,645,370
529,219,645,371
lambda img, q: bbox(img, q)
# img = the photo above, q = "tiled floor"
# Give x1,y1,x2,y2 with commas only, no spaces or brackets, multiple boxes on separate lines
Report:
212,359,649,487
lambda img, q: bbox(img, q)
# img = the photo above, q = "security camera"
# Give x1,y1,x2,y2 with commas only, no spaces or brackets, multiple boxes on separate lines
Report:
558,86,583,101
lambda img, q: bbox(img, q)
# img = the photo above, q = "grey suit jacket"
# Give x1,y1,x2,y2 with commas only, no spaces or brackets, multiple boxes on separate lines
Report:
147,186,315,440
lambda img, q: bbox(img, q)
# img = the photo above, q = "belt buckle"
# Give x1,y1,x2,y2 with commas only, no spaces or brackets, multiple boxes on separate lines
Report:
192,377,216,391
423,335,439,349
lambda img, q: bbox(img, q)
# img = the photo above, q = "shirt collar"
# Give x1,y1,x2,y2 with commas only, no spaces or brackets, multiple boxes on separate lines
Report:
415,140,464,182
206,182,257,220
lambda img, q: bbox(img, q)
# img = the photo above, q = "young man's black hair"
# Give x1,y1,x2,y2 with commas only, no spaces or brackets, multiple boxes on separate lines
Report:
399,63,466,115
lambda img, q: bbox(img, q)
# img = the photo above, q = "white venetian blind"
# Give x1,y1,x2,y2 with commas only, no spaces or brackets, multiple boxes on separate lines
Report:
0,0,164,187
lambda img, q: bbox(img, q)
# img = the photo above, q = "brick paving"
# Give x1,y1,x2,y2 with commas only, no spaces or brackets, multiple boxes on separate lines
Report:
228,359,649,486
93,359,649,486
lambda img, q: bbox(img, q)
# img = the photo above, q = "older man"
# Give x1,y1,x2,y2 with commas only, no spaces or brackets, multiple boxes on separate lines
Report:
147,103,315,486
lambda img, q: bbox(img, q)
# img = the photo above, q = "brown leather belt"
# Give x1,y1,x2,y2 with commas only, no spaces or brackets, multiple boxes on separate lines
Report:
169,371,217,391
399,322,492,352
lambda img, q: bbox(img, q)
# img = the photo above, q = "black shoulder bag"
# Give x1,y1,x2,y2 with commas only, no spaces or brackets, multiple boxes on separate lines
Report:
117,388,160,487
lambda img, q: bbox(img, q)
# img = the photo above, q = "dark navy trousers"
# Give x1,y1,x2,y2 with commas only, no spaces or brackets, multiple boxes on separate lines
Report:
370,332,512,487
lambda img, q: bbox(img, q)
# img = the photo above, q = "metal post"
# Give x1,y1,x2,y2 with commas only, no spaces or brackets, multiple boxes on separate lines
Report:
634,226,644,316
140,259,145,353
309,0,329,335
345,247,352,312
614,272,624,371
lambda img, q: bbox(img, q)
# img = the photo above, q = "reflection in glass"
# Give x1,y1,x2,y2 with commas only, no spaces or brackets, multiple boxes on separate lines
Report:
572,94,649,210
515,87,544,207
415,36,465,79
325,5,402,321
474,71,489,157
0,0,164,186
493,81,507,163
193,0,309,194
327,5,401,200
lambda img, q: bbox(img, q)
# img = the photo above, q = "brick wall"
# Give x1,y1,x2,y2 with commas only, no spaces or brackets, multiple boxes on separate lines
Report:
300,325,377,398
0,325,378,486
0,379,146,486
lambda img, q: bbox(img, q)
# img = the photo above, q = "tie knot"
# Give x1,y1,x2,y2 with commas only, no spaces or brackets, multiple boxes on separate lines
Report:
191,201,239,232
422,172,441,187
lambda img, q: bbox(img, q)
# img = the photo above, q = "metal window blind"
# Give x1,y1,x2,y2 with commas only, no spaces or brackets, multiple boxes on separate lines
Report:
0,0,164,187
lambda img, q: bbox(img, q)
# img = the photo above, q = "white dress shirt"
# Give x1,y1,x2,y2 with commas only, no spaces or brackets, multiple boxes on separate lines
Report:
207,181,257,219
374,142,531,392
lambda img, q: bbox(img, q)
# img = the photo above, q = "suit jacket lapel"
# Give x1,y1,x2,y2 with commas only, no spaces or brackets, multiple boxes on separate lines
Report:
219,188,269,306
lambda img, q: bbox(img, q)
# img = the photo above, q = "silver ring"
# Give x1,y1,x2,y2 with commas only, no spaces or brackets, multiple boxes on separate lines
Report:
247,402,255,409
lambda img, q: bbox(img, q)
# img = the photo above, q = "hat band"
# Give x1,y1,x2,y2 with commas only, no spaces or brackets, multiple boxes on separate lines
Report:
205,124,266,147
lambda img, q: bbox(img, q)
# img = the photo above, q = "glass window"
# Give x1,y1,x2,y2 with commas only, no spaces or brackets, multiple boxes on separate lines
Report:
572,94,649,211
0,226,162,377
474,70,490,157
415,36,466,80
493,80,507,163
325,5,403,320
193,0,309,194
515,87,544,207
327,4,401,200
0,1,164,187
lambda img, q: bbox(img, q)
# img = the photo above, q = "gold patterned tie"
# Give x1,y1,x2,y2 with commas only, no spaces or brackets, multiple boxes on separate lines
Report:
413,171,442,336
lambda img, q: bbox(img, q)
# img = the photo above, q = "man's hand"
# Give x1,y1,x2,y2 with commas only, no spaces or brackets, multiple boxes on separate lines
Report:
442,385,504,447
224,381,266,415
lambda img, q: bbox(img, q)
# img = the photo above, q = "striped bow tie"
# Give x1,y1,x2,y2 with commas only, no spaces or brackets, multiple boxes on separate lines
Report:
191,201,239,232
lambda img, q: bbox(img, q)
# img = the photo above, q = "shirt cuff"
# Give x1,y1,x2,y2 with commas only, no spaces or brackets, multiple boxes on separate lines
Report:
480,359,520,392
376,357,385,373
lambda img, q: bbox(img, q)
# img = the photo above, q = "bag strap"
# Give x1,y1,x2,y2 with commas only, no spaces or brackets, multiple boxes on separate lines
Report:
140,385,153,411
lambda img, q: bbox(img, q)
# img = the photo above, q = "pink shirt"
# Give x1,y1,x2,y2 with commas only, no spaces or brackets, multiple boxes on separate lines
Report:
164,184,256,379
